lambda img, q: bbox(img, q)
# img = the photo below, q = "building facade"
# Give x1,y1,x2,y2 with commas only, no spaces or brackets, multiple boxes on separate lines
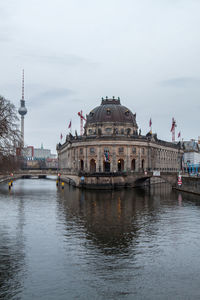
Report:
182,140,200,165
57,98,183,176
22,145,57,169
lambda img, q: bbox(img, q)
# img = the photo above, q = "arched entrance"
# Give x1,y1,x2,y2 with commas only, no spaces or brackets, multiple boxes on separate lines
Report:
104,161,110,172
90,159,96,173
131,159,136,171
118,159,124,172
80,159,84,171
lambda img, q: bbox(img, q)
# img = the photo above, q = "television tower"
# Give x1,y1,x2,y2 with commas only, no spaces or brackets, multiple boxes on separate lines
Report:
18,69,27,147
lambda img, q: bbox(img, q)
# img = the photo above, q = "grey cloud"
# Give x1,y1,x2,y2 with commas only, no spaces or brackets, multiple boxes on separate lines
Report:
159,77,200,88
29,88,73,107
21,53,95,67
0,34,12,43
37,88,73,99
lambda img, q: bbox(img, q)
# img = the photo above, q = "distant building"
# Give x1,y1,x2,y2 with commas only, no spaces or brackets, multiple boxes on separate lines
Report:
22,145,57,169
182,140,200,166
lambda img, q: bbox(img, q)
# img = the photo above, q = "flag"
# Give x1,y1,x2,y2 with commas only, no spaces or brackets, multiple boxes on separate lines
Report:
60,133,63,140
178,131,181,138
68,121,71,129
171,118,176,132
149,118,152,127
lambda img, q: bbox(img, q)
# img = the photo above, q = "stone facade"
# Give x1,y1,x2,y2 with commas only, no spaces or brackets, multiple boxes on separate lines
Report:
57,98,183,176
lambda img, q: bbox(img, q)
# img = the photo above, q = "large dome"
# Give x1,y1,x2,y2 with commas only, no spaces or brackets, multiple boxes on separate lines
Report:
86,98,137,126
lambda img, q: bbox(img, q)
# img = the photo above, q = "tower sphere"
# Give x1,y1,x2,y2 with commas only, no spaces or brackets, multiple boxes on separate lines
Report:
18,105,27,116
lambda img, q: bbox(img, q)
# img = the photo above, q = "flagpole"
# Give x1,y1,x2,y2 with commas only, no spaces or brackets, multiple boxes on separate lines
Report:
149,118,152,134
70,119,72,134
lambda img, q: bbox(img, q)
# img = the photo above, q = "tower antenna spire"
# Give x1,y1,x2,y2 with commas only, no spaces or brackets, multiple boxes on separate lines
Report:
22,69,24,100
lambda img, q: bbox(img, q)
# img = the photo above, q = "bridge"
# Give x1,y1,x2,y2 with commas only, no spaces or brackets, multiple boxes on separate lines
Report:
7,169,178,189
11,169,58,179
58,171,178,189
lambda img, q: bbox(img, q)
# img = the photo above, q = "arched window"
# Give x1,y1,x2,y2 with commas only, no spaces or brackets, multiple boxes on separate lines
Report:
80,160,84,171
131,159,136,171
90,159,96,173
142,159,145,170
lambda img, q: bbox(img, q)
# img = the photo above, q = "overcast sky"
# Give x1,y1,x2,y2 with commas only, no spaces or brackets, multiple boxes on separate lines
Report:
1,0,200,153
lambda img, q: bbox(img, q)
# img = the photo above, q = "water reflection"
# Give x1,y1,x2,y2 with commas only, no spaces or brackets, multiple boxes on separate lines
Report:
1,180,200,300
0,192,26,299
57,184,175,255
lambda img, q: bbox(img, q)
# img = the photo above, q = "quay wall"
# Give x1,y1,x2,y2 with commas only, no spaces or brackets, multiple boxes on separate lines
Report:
175,176,200,195
0,174,21,183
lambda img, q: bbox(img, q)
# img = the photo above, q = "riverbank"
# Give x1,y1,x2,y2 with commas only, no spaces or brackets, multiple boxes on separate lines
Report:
0,174,21,184
173,176,200,196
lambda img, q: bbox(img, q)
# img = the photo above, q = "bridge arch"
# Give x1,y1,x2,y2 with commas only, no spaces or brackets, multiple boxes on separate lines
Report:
134,173,177,187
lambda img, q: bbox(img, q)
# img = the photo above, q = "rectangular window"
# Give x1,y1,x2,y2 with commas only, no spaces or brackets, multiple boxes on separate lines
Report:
105,128,112,133
90,147,95,154
80,148,83,155
132,147,136,154
118,147,124,153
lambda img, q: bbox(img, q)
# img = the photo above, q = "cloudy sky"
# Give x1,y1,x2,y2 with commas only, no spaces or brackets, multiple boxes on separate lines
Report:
1,0,200,153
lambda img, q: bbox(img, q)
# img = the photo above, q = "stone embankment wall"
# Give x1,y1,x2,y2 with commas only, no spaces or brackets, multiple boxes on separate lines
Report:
176,176,200,195
0,174,21,183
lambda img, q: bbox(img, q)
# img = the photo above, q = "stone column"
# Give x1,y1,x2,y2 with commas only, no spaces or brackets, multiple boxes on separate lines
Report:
101,146,104,172
126,146,131,171
84,146,88,172
148,146,152,171
112,146,117,172
138,148,141,171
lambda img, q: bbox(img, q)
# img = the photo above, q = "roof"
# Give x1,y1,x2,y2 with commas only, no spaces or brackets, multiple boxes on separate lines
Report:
86,98,137,126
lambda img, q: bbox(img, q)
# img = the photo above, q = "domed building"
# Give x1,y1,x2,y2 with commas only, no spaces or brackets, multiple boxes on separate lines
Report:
57,97,183,188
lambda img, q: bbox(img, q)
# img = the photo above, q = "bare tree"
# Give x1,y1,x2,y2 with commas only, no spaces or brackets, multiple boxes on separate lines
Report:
0,95,21,158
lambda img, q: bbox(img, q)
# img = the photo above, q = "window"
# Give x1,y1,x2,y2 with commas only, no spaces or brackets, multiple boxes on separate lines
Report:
105,128,112,133
126,128,131,135
121,128,124,134
132,147,136,154
88,129,93,134
106,109,111,115
118,147,124,153
80,148,83,155
90,147,95,154
142,148,145,155
125,110,130,116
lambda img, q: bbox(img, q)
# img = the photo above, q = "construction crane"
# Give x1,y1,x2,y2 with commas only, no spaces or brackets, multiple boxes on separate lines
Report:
171,117,177,142
78,110,86,136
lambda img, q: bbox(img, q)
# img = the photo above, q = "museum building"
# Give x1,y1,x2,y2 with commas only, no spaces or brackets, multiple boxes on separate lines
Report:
57,97,183,176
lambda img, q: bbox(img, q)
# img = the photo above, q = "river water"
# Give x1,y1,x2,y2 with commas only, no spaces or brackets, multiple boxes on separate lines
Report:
0,179,200,300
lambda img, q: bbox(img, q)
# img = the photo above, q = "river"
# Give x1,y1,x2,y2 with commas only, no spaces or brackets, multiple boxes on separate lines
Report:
0,178,200,300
